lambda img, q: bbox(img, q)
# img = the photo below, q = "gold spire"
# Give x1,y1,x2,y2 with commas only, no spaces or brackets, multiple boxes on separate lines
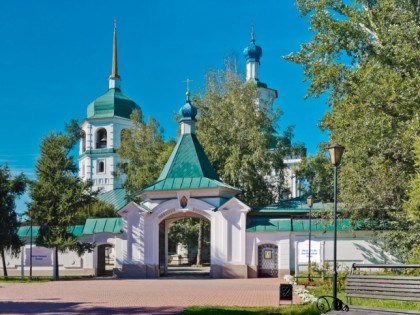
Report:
110,18,120,79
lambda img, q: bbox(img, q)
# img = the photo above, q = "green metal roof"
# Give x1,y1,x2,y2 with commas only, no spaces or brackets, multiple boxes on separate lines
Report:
17,219,122,238
97,188,129,210
143,177,240,191
247,218,292,232
251,197,339,216
158,133,219,181
82,218,123,235
18,225,84,238
246,217,355,232
144,133,241,192
87,88,140,119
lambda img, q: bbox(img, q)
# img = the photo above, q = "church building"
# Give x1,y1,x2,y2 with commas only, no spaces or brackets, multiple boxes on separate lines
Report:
3,24,392,279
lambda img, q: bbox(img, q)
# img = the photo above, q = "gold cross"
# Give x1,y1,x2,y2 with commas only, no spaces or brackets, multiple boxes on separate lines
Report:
184,78,193,91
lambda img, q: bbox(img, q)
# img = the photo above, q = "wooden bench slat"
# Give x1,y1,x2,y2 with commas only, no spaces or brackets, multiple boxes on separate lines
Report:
348,276,420,280
348,279,420,285
347,293,420,301
348,283,420,289
346,286,420,294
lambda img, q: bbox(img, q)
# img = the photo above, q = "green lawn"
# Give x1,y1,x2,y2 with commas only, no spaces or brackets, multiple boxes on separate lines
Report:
308,283,420,311
0,276,84,283
181,304,321,315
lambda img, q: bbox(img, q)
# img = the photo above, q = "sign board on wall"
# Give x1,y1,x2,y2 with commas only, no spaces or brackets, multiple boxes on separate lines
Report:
25,247,52,266
298,240,321,263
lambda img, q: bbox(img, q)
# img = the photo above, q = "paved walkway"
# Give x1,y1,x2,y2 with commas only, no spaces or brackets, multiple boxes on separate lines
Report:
0,277,299,314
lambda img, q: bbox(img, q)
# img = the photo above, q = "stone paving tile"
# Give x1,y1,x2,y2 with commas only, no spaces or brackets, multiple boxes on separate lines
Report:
0,278,300,314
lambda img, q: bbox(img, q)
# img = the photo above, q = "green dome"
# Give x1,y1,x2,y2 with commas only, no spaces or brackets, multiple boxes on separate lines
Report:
87,88,139,119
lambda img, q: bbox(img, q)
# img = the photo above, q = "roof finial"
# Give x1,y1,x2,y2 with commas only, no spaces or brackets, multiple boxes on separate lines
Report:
251,23,255,42
109,18,121,89
184,78,193,101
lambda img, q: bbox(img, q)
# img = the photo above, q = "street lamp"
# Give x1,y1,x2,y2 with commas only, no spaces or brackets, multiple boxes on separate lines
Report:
327,143,345,310
306,195,315,282
28,208,35,280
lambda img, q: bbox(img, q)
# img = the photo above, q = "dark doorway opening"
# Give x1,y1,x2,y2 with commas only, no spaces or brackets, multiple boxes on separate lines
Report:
97,244,114,277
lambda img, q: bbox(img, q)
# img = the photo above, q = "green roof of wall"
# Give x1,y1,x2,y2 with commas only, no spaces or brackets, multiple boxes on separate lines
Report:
246,217,355,232
97,188,129,210
87,88,139,119
251,197,341,216
18,225,85,238
246,217,387,232
18,218,122,238
82,218,123,235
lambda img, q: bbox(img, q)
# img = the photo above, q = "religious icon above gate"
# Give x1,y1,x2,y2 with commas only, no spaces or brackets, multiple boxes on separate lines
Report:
180,195,188,208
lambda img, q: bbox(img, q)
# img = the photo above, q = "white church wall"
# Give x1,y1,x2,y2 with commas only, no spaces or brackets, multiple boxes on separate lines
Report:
246,232,291,277
290,231,396,275
0,245,96,277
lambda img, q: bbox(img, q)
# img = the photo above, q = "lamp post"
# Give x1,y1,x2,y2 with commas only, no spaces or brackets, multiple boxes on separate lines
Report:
327,144,345,310
28,208,35,280
306,195,315,281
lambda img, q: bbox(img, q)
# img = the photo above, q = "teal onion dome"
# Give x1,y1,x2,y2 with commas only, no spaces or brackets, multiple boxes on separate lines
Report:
243,39,262,63
179,91,197,121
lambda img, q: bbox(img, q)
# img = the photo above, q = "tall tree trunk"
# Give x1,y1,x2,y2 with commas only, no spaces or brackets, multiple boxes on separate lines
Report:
196,220,203,266
54,247,59,280
1,247,8,277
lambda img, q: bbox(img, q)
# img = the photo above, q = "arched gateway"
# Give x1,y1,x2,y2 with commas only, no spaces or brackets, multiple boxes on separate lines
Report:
114,91,250,278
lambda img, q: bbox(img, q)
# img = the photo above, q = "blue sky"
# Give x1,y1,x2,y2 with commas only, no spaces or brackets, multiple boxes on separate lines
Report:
1,1,329,213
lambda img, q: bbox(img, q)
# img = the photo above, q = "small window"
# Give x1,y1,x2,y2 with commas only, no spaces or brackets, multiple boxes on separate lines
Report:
96,128,107,149
98,160,105,173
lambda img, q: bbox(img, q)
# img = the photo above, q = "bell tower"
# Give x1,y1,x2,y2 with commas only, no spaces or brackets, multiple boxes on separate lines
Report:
79,21,140,192
243,25,277,108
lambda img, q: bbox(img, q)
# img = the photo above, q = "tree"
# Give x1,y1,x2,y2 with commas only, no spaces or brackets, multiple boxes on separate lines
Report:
295,144,334,203
0,165,27,277
117,109,175,197
194,65,289,207
168,218,210,265
75,200,118,225
29,120,97,279
287,0,419,221
405,137,420,219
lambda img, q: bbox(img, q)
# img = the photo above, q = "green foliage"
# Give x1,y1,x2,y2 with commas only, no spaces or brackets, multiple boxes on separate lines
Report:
195,65,295,207
0,165,27,276
168,218,210,264
75,200,118,224
116,109,175,197
405,137,420,218
288,0,420,262
295,147,333,202
29,120,97,263
379,217,420,262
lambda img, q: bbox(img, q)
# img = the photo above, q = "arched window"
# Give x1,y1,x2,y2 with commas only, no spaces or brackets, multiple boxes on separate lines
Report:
98,160,105,173
96,128,107,149
81,131,86,153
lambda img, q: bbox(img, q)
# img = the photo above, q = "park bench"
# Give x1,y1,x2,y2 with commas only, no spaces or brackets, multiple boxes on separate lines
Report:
317,264,420,314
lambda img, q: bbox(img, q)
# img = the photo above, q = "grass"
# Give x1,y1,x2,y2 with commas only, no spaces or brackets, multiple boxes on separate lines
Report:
307,283,420,311
181,304,321,315
0,276,84,283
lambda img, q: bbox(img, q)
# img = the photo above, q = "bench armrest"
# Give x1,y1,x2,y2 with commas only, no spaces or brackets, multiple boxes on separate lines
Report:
316,295,349,313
